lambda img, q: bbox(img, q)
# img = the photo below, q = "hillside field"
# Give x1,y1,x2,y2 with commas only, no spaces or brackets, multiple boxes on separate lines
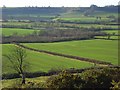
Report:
1,6,119,89
23,39,118,65
2,44,93,74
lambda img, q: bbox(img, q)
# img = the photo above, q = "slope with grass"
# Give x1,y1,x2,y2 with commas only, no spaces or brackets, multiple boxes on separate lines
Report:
2,44,93,74
23,39,118,65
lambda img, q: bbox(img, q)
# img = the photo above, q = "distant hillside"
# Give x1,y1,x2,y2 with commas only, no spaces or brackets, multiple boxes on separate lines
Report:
2,7,67,15
2,5,119,21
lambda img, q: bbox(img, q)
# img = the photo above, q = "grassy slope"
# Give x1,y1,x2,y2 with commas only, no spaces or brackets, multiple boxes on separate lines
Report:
2,28,40,36
23,39,118,65
2,44,93,74
59,11,114,22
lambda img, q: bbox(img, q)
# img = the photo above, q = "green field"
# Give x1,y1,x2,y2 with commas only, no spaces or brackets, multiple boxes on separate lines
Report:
92,11,118,17
58,11,112,22
95,36,119,39
2,44,93,74
78,24,118,29
61,23,118,29
59,17,110,22
2,28,40,36
102,30,119,34
2,20,118,31
1,6,119,89
23,39,118,65
60,11,118,18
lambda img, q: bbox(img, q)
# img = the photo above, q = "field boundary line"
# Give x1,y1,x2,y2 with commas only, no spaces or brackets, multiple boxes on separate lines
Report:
2,66,119,79
15,43,113,66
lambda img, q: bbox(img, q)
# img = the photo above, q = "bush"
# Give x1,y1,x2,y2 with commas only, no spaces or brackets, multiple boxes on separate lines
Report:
46,70,84,89
2,67,120,89
46,67,120,89
111,80,120,90
2,73,20,79
2,78,45,89
80,67,120,89
80,69,112,89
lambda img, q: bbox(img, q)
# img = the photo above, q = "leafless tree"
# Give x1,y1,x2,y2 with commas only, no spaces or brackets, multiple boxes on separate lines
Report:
4,46,29,84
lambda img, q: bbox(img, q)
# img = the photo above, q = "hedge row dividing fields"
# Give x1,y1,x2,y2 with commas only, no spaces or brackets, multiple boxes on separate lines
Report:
16,43,113,66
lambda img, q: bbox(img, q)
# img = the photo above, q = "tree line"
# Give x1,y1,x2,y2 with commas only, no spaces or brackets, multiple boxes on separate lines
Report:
2,28,106,43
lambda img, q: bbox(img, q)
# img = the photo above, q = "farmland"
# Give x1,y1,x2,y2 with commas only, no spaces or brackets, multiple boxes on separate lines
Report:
2,21,118,30
2,44,93,74
22,39,118,65
58,17,110,22
1,5,119,89
2,28,40,36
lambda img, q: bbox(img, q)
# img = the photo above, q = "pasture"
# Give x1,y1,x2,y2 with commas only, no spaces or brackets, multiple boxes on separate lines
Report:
78,24,118,29
59,17,110,22
1,6,119,89
2,28,40,36
92,11,118,17
2,44,93,74
23,39,118,65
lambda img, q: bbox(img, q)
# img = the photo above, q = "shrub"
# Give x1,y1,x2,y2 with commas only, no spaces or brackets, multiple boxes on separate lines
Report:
80,67,120,89
46,67,120,89
111,80,120,90
80,69,112,89
46,70,84,89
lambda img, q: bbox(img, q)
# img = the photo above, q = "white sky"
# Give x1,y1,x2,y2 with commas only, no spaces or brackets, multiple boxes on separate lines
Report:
0,0,119,7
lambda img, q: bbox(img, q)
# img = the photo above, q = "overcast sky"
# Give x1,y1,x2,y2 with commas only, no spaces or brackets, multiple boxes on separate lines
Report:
0,0,119,7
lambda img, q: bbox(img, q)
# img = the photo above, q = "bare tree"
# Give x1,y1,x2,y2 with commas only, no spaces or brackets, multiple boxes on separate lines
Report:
107,34,111,40
4,46,29,84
